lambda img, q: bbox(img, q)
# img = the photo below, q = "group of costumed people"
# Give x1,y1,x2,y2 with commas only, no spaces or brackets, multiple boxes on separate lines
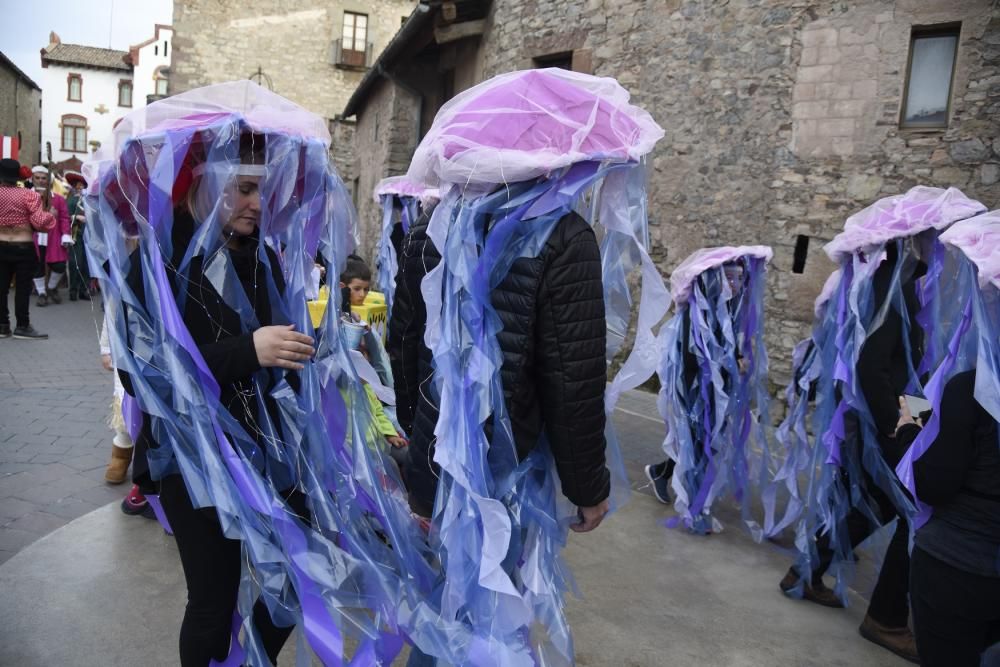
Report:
84,70,664,667
80,64,999,666
0,159,92,341
638,184,999,666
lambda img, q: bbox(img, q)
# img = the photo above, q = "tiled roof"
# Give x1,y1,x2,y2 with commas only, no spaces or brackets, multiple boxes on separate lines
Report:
42,43,131,71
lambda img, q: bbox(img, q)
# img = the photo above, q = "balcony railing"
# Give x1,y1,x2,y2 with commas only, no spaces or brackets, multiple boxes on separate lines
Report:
331,39,373,69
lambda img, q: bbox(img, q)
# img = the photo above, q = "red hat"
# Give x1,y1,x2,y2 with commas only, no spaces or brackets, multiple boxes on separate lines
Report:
18,165,31,180
65,170,87,187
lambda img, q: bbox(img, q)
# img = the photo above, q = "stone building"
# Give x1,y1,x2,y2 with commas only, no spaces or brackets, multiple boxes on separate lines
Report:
39,28,172,171
170,0,419,184
0,50,42,165
344,0,999,385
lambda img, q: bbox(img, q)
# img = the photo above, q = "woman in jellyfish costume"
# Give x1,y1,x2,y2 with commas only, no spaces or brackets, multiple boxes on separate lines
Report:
372,175,439,315
83,81,521,666
393,67,667,665
653,246,773,536
774,186,985,635
896,210,1000,666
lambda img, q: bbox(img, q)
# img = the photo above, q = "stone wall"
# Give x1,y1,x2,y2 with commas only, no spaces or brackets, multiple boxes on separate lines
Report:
0,63,41,165
478,0,999,386
352,77,421,265
171,0,416,184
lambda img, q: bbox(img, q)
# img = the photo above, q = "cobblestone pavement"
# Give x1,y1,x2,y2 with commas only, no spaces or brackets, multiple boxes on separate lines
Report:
0,294,124,564
0,291,667,564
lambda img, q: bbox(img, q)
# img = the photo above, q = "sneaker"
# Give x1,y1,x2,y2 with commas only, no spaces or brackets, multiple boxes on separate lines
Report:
48,289,61,305
644,462,672,504
121,484,156,520
859,614,919,663
36,293,48,307
779,567,845,608
12,325,48,340
0,325,10,338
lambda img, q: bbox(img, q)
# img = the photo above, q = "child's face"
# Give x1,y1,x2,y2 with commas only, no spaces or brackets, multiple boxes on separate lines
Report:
342,278,370,306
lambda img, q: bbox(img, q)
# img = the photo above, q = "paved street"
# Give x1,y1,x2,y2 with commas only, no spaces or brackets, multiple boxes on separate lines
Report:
0,294,125,564
0,292,669,564
0,292,907,666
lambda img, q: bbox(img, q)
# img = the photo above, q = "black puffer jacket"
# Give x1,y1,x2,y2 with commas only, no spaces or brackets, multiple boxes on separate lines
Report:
388,209,611,517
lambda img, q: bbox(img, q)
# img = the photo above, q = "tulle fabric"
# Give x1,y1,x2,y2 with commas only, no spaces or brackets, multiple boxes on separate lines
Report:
773,187,985,605
404,69,666,664
657,249,773,536
83,82,493,665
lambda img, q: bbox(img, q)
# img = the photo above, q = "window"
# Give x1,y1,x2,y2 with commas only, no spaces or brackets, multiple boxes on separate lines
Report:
61,115,87,153
342,11,368,65
154,45,158,56
533,52,574,70
901,25,960,129
154,67,169,96
67,74,82,101
118,81,133,107
164,41,169,58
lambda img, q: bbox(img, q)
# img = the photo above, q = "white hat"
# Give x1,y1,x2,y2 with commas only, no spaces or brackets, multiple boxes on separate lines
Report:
31,165,48,175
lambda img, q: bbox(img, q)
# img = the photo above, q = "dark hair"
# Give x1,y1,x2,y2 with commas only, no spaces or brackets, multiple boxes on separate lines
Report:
340,254,371,283
238,132,266,164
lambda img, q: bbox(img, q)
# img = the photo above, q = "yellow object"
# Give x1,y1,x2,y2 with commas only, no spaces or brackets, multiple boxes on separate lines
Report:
305,288,388,340
352,291,388,341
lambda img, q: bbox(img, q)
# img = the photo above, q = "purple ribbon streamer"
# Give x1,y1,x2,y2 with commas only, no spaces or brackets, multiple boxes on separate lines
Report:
896,299,974,531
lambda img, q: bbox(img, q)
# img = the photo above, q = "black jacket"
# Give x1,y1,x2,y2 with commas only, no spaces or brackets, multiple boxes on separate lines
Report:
900,371,1000,577
857,248,926,445
120,210,289,491
388,209,611,516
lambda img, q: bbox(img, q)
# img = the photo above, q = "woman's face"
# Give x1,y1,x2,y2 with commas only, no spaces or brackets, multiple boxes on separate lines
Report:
223,175,261,237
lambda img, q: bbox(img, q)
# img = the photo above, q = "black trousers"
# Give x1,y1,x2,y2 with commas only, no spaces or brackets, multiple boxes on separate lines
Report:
811,477,911,628
911,547,1000,667
0,241,38,328
159,474,306,666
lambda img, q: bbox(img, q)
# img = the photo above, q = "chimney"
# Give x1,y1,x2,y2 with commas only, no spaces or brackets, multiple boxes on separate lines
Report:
48,31,61,47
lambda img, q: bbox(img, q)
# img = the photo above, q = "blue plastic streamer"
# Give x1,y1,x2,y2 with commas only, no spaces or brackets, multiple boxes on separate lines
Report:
657,255,772,536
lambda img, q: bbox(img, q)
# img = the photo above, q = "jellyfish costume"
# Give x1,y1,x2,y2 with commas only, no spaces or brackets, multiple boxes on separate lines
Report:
396,68,666,664
657,246,773,536
897,210,1000,532
779,186,986,605
372,175,439,315
82,81,509,666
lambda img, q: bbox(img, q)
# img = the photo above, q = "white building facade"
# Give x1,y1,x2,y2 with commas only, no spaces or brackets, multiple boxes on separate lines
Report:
39,27,172,169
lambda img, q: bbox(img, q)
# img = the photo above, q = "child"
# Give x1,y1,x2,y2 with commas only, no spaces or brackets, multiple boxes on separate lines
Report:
340,254,371,307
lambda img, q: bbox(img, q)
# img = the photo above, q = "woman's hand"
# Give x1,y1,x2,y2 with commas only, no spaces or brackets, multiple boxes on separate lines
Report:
253,325,315,370
895,396,920,433
101,354,113,372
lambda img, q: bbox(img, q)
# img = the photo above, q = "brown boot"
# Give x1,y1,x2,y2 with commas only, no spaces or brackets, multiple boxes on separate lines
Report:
104,446,132,484
779,567,845,608
859,614,919,664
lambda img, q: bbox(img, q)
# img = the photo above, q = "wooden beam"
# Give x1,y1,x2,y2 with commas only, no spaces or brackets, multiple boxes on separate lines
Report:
434,19,486,45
